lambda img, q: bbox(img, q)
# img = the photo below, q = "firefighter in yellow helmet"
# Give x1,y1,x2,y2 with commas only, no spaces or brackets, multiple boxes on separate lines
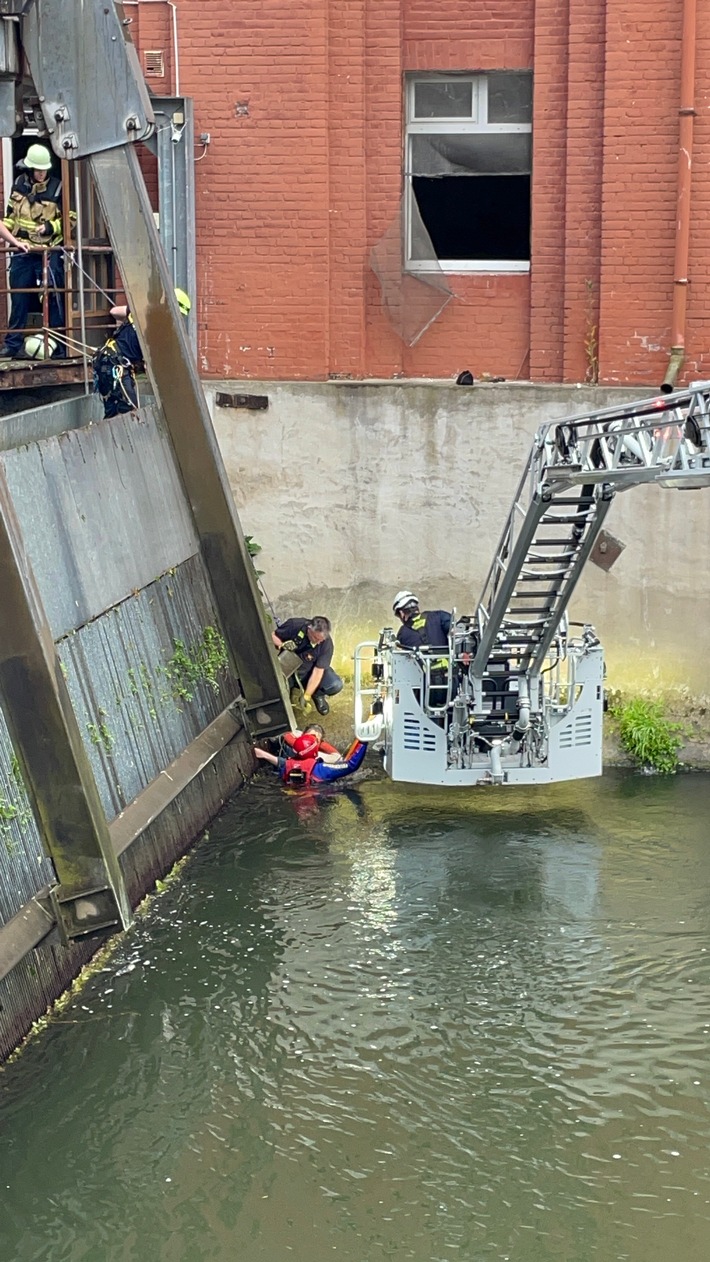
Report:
93,287,192,418
0,143,69,360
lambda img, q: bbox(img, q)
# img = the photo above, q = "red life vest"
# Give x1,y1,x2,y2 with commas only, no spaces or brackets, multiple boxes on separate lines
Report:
281,755,320,787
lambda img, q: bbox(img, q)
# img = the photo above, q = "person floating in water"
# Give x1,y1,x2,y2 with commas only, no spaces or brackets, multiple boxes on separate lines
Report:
279,723,342,762
254,728,368,788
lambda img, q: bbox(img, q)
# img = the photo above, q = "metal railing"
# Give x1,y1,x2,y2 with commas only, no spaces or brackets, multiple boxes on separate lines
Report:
0,157,121,387
0,243,118,365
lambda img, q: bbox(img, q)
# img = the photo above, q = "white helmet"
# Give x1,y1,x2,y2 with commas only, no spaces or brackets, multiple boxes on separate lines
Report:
392,590,419,615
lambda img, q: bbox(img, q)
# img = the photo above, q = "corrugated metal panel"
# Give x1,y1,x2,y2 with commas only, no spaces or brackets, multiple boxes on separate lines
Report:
57,554,241,820
0,392,99,453
0,404,198,637
0,933,96,1063
0,716,54,928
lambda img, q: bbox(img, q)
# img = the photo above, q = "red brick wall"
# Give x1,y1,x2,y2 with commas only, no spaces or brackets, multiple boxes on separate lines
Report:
127,0,710,387
599,2,680,386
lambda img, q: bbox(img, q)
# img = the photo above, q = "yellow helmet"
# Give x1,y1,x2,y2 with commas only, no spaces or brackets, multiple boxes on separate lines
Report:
23,143,53,171
174,287,191,317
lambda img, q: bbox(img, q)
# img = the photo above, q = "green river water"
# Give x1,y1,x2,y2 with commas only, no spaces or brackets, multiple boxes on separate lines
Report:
1,766,710,1261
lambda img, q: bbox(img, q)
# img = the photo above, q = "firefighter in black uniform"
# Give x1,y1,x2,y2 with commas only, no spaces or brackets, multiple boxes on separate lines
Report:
93,287,191,418
271,615,343,716
392,591,452,709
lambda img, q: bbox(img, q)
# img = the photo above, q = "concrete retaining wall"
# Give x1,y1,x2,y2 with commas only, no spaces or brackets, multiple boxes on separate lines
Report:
210,381,710,694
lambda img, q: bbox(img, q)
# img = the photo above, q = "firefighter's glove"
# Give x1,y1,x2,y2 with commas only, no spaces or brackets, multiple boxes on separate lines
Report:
38,222,53,238
301,695,315,716
279,639,297,652
15,228,29,240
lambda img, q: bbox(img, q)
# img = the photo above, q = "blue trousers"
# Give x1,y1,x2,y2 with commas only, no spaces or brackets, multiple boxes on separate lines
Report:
5,250,65,355
296,665,343,698
311,741,368,782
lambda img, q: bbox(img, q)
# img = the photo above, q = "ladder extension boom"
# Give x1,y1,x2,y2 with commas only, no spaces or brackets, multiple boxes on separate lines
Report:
471,383,710,678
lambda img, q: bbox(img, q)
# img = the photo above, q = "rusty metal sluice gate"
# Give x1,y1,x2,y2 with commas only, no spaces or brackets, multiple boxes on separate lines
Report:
0,2,291,1060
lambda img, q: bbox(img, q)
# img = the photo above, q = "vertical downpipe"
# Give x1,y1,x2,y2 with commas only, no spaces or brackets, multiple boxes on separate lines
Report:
661,0,697,393
73,165,90,394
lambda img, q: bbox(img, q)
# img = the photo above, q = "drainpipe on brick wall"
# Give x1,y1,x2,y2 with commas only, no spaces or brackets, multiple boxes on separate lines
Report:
661,0,697,393
123,0,181,97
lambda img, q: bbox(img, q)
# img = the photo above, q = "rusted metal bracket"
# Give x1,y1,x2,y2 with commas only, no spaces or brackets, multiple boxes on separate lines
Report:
215,393,269,411
0,894,55,982
20,0,154,157
589,528,626,572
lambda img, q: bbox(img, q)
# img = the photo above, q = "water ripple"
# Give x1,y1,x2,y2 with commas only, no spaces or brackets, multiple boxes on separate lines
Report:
2,771,710,1260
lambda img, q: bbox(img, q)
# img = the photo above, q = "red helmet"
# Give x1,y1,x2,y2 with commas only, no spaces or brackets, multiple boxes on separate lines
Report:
292,732,319,758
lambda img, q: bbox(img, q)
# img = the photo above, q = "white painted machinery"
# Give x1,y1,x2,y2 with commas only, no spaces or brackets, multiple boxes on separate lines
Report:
354,384,710,786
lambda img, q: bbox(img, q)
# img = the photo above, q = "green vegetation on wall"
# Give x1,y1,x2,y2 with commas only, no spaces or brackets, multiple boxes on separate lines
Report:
165,625,229,703
1,754,34,852
69,620,230,765
610,694,683,775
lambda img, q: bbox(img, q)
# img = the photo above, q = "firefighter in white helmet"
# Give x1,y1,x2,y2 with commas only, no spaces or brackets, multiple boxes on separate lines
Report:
392,591,452,708
392,592,451,650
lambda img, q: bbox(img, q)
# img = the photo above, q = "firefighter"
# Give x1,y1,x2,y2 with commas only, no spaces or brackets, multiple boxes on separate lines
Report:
271,615,343,716
93,287,191,419
254,731,368,788
392,591,452,709
0,144,68,360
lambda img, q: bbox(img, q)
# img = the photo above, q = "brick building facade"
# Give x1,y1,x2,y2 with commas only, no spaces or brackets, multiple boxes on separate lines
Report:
129,0,710,388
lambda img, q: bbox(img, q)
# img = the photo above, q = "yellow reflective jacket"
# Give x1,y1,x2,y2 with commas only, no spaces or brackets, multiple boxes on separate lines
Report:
3,171,68,248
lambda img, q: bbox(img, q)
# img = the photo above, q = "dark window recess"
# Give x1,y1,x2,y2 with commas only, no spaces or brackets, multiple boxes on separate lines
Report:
413,175,530,262
215,392,269,410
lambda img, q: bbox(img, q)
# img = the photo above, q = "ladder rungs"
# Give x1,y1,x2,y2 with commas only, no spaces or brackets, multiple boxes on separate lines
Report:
547,496,594,506
503,618,548,628
494,636,539,646
532,537,585,546
540,514,590,525
528,551,576,561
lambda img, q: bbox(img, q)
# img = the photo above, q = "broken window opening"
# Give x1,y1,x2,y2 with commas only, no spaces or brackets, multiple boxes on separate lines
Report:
412,175,531,263
406,72,532,273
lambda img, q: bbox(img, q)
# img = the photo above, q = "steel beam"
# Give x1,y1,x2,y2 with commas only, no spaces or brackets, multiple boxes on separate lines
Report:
0,468,133,939
89,144,291,737
21,0,153,158
0,895,55,981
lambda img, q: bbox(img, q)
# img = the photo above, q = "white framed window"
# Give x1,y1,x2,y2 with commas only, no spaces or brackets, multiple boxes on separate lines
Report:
405,72,532,273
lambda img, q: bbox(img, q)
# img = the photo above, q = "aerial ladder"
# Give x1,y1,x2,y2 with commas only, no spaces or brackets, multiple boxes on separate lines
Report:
354,385,710,787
